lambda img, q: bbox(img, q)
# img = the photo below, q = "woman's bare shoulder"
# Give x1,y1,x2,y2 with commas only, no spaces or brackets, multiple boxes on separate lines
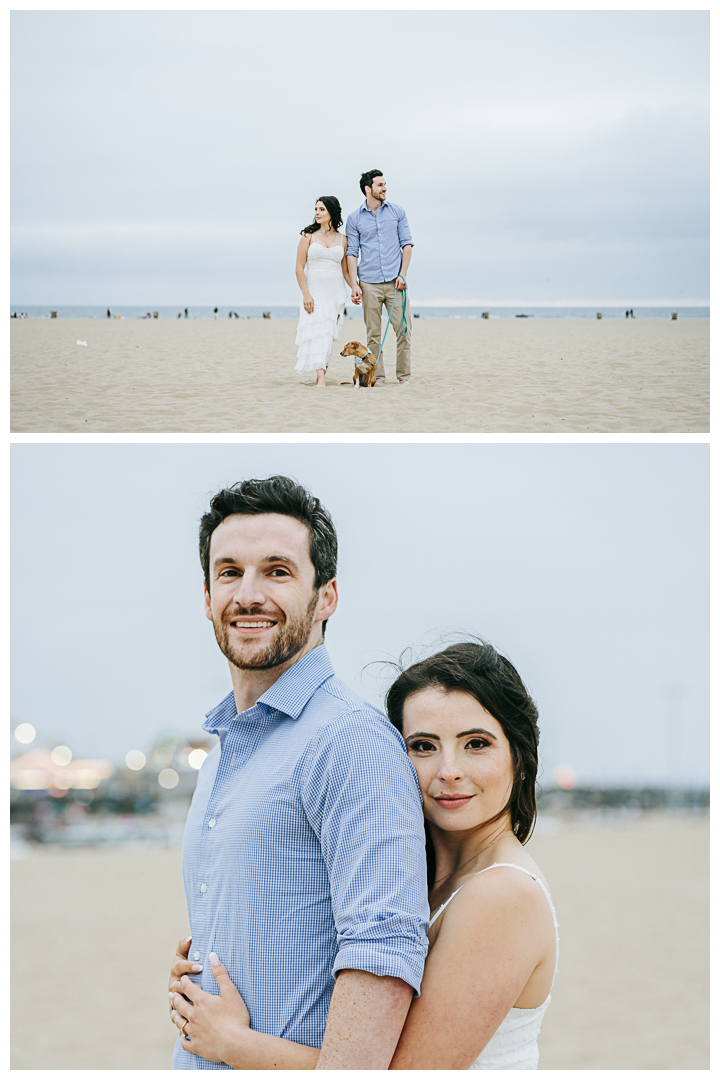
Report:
440,858,551,936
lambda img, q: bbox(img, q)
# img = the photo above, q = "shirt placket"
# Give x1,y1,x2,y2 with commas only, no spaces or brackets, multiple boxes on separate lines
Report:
191,706,271,964
375,207,385,282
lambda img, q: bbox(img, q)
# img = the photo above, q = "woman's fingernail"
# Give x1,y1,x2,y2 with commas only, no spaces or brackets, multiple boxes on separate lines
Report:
209,952,219,965
184,936,192,943
169,992,174,1000
192,964,203,972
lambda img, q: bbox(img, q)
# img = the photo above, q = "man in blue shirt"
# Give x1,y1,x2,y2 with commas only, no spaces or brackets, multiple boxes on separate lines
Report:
346,170,414,385
168,476,429,1069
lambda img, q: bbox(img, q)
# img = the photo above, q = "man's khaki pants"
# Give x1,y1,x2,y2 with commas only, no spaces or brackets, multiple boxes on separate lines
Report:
360,280,412,381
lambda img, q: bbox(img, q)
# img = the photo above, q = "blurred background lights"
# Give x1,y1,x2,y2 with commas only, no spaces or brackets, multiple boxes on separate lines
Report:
14,723,36,744
187,748,208,770
158,768,179,789
153,747,173,767
51,745,73,767
125,750,146,771
554,764,578,790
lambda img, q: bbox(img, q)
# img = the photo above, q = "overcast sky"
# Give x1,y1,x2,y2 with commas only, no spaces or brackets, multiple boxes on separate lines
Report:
11,442,708,787
11,9,709,305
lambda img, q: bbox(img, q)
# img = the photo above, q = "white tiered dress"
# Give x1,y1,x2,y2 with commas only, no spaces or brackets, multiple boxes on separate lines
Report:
428,862,560,1070
295,239,347,373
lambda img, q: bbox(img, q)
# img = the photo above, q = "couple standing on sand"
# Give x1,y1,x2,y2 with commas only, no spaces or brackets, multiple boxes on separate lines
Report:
295,170,413,388
167,475,558,1070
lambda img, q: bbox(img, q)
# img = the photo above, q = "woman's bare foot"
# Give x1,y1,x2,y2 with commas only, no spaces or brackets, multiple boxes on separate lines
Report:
315,370,327,388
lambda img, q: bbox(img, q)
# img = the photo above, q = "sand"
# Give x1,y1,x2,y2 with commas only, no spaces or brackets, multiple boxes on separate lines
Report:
10,317,708,433
10,810,708,1070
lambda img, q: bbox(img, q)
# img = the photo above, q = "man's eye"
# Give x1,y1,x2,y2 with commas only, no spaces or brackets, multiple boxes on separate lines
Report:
269,568,290,577
219,569,240,577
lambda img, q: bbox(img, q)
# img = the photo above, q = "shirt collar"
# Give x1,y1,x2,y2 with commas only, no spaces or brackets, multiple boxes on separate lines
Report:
361,199,388,213
203,644,335,733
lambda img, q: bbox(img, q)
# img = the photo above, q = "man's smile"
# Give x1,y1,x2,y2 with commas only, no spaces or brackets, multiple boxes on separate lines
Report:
229,617,278,633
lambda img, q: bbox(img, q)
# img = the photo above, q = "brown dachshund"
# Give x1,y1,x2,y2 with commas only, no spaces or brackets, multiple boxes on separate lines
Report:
340,341,378,387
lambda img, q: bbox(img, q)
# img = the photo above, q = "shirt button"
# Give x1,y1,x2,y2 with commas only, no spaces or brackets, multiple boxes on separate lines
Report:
208,819,216,828
193,951,200,961
200,883,207,893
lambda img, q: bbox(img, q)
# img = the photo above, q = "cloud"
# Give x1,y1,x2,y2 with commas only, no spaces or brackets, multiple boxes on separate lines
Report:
11,9,709,302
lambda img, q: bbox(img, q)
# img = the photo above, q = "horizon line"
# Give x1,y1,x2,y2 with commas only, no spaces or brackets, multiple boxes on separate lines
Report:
11,298,710,308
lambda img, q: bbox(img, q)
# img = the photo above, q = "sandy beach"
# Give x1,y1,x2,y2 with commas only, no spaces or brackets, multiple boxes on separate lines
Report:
10,317,708,433
10,810,708,1070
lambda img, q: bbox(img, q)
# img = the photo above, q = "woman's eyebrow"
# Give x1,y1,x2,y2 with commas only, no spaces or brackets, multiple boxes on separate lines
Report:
404,731,439,741
456,728,496,739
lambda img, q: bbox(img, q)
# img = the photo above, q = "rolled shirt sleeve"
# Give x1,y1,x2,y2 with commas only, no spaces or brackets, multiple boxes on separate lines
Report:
395,205,413,249
301,710,429,995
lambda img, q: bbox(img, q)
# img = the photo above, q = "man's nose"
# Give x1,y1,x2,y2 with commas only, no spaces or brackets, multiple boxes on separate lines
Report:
231,570,266,609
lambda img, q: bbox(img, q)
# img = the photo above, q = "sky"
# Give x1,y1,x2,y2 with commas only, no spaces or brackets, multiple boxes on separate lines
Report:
10,8,709,305
11,442,708,787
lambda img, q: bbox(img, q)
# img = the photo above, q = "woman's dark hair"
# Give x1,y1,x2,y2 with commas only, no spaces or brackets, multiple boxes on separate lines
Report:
301,196,343,236
360,169,383,196
199,476,338,634
386,641,540,881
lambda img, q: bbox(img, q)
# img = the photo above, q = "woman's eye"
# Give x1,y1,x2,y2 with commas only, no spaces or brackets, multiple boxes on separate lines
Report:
466,738,489,750
409,740,436,753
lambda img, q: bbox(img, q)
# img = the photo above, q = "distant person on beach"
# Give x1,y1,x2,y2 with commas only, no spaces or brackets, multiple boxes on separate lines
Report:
346,170,413,385
184,308,189,318
214,307,218,320
295,197,351,388
107,308,111,318
166,477,558,1070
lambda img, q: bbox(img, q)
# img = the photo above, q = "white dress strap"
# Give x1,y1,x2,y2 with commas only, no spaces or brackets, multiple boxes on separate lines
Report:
428,861,559,984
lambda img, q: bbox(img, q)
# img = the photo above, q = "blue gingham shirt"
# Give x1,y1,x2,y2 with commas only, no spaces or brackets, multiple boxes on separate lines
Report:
172,644,429,1069
345,200,413,283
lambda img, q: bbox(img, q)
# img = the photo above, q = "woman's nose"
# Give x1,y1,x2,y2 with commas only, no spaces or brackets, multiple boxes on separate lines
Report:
437,758,463,782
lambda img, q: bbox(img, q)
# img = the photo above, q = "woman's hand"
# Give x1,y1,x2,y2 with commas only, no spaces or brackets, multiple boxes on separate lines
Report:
168,935,204,1001
170,953,251,1064
303,293,315,314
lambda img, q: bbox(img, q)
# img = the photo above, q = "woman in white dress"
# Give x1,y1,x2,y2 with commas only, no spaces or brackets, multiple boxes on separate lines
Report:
169,642,559,1069
294,196,351,387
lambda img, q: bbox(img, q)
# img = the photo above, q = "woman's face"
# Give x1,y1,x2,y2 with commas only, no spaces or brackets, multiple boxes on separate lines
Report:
401,688,515,835
314,202,330,225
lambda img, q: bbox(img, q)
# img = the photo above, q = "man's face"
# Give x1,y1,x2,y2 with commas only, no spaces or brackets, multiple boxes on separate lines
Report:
368,176,387,201
204,513,336,671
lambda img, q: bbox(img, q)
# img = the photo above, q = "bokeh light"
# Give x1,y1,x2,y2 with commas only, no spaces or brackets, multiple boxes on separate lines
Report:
188,748,208,770
14,723,36,744
51,745,73,767
554,764,578,790
125,750,146,771
158,768,179,789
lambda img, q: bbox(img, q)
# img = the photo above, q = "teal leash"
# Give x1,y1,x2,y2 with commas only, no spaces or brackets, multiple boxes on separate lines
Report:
375,275,408,366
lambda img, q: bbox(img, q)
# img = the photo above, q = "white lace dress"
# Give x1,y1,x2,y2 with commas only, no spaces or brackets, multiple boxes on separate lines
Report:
295,240,347,373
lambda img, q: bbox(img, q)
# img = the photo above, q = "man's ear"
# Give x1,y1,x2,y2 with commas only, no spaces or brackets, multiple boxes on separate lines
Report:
316,579,339,625
203,581,213,622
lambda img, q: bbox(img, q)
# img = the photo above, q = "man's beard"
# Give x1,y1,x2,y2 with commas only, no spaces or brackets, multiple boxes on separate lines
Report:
213,594,319,671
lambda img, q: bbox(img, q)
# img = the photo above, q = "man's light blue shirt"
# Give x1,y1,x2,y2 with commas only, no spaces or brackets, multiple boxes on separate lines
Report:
346,200,413,283
172,644,429,1069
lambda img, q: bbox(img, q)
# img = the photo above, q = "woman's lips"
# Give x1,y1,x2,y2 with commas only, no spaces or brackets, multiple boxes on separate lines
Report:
434,794,474,809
